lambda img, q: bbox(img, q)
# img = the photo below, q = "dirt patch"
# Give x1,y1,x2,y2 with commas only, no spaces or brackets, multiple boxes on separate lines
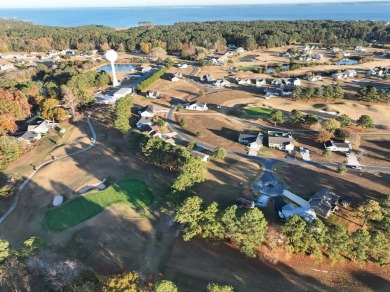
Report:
359,136,390,167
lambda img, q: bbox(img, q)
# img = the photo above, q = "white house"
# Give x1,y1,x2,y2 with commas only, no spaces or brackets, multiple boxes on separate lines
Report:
113,87,133,99
256,78,266,87
186,101,208,111
27,120,57,134
136,117,154,129
324,140,350,152
271,79,283,86
283,77,301,86
268,131,294,151
146,91,160,99
139,104,169,117
332,47,340,53
20,120,57,144
282,53,291,58
141,66,152,73
238,131,263,155
177,63,188,69
236,78,251,85
355,46,366,52
201,74,216,82
214,79,230,87
170,74,181,82
345,69,357,78
312,54,323,60
235,47,245,53
342,51,350,57
0,64,14,71
332,73,345,79
308,75,323,82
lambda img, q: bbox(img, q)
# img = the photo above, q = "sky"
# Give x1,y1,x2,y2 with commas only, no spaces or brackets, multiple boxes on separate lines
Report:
0,0,385,9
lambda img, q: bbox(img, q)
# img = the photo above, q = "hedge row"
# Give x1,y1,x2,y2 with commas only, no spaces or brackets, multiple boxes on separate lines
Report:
136,66,167,91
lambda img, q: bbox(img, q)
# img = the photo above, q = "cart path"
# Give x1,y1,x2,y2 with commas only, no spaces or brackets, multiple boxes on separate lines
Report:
0,113,97,224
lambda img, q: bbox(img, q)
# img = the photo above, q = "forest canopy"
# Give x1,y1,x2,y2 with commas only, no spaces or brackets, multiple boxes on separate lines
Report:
0,19,389,53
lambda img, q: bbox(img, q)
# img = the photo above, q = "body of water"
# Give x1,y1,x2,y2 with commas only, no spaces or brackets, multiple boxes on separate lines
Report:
336,59,359,65
98,64,135,72
1,2,390,27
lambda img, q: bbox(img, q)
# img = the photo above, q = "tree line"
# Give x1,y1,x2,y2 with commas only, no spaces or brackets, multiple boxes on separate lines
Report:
283,196,390,265
1,19,389,53
175,196,268,258
358,86,390,103
129,131,206,192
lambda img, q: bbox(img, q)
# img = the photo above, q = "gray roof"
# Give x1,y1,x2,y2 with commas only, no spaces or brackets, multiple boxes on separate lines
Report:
309,189,339,218
268,131,294,146
19,131,39,142
239,131,263,145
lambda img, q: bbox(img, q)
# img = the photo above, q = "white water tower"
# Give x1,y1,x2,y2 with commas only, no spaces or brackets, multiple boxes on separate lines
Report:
104,49,120,87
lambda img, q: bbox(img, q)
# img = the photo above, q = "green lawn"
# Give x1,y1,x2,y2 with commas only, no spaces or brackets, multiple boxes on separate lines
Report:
237,65,256,71
43,179,153,231
244,107,273,116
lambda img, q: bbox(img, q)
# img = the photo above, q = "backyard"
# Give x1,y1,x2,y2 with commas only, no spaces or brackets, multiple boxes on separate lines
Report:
43,179,153,231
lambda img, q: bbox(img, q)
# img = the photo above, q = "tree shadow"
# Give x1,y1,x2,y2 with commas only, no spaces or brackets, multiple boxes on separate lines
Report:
350,271,390,291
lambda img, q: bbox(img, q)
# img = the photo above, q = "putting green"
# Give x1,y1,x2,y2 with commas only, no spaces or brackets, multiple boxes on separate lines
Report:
43,179,153,231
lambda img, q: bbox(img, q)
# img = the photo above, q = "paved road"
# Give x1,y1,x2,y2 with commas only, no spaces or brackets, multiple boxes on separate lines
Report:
167,106,390,175
0,113,97,224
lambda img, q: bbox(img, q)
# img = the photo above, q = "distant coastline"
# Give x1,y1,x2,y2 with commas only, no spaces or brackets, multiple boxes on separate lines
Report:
0,2,389,28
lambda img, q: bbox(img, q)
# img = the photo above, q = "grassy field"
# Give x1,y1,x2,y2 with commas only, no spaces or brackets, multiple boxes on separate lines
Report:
43,179,153,231
244,107,273,116
237,65,256,71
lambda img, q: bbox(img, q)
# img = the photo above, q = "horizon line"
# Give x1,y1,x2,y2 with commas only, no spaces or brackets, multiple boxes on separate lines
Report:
0,1,388,9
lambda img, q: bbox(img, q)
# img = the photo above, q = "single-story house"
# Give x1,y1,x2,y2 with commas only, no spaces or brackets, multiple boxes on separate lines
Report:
214,79,230,87
186,101,208,111
332,72,346,79
332,47,340,53
136,116,154,129
256,78,266,87
19,131,41,144
345,70,357,78
238,131,263,152
201,74,216,82
170,74,181,82
282,52,291,58
308,188,340,218
141,66,152,73
146,91,160,99
138,104,169,117
312,54,323,60
235,47,245,53
178,63,188,69
113,87,133,99
271,79,283,86
236,78,251,85
324,140,350,152
308,75,323,82
268,131,294,150
27,120,57,134
367,69,377,76
283,77,301,86
355,46,366,52
342,51,350,57
191,150,209,162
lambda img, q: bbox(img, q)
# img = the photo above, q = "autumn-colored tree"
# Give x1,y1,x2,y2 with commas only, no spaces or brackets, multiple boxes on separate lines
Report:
316,129,333,143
